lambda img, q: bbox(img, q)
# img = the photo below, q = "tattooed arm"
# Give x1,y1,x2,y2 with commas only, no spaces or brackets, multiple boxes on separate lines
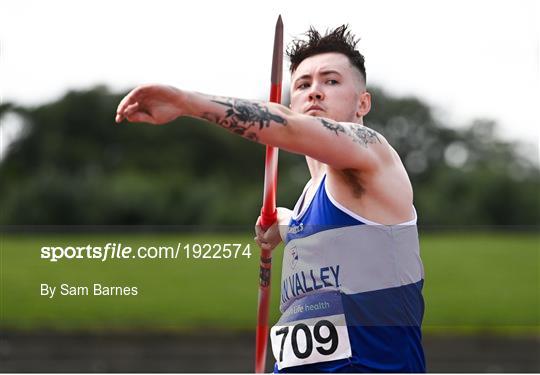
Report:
116,84,391,171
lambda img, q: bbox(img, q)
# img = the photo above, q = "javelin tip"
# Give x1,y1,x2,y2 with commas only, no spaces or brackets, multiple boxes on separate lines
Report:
271,15,284,86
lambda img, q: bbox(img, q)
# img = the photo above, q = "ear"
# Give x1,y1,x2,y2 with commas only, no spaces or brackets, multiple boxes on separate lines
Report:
356,91,371,118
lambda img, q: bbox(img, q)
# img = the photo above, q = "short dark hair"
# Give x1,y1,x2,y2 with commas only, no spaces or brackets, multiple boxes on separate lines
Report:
286,24,366,83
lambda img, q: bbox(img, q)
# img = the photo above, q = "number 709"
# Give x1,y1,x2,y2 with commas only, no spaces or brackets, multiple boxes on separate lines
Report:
275,320,339,362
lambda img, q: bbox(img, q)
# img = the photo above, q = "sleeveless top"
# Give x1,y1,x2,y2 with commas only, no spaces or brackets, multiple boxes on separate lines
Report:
274,174,426,373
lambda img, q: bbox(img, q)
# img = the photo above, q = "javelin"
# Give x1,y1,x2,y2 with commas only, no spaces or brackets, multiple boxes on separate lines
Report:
255,14,283,374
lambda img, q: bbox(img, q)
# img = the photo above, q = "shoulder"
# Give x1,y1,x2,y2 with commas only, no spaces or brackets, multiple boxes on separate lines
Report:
325,124,411,195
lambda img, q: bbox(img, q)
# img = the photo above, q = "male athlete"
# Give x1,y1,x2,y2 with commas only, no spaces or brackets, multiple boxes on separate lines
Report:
116,25,426,373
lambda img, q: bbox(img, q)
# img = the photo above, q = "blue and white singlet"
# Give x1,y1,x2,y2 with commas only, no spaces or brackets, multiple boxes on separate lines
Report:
270,175,426,373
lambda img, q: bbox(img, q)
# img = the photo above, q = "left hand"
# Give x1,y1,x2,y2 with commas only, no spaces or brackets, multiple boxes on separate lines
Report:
254,216,282,251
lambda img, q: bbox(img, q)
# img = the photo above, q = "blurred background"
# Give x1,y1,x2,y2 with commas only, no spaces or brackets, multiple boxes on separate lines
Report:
1,0,539,372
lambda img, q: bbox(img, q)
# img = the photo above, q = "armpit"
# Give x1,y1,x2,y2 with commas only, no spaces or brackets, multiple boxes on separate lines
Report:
340,168,365,198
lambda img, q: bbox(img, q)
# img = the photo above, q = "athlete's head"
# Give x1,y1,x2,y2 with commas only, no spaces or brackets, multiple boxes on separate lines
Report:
287,25,371,124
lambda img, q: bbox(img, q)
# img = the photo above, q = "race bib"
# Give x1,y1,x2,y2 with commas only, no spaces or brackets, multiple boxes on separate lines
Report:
270,291,352,370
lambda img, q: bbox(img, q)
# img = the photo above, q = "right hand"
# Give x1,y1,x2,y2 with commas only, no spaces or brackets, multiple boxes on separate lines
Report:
115,84,189,125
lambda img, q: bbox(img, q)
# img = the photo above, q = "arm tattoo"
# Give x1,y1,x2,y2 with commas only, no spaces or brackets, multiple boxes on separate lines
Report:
320,119,346,135
319,118,381,148
202,98,287,142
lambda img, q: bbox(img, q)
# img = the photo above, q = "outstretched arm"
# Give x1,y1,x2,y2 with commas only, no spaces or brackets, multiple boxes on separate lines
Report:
116,84,392,171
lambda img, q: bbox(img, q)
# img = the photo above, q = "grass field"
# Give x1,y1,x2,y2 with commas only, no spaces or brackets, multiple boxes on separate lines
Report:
1,230,538,334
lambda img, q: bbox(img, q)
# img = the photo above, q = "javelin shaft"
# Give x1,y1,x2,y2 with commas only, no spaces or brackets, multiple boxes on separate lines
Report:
255,14,283,374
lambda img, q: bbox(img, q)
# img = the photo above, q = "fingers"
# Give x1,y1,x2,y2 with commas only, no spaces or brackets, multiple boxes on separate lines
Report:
117,99,140,123
254,220,282,251
124,102,139,116
116,101,152,124
116,96,156,124
254,216,265,238
126,111,154,123
116,93,134,122
254,236,274,251
254,216,271,250
115,87,146,123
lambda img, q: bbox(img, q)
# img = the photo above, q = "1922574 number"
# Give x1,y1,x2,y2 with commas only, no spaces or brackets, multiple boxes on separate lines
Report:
184,243,251,259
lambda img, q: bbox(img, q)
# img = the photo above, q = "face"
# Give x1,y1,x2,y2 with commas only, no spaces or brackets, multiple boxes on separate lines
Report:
290,52,371,123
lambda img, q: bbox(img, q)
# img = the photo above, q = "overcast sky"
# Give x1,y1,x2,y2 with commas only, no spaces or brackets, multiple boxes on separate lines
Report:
1,0,539,160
